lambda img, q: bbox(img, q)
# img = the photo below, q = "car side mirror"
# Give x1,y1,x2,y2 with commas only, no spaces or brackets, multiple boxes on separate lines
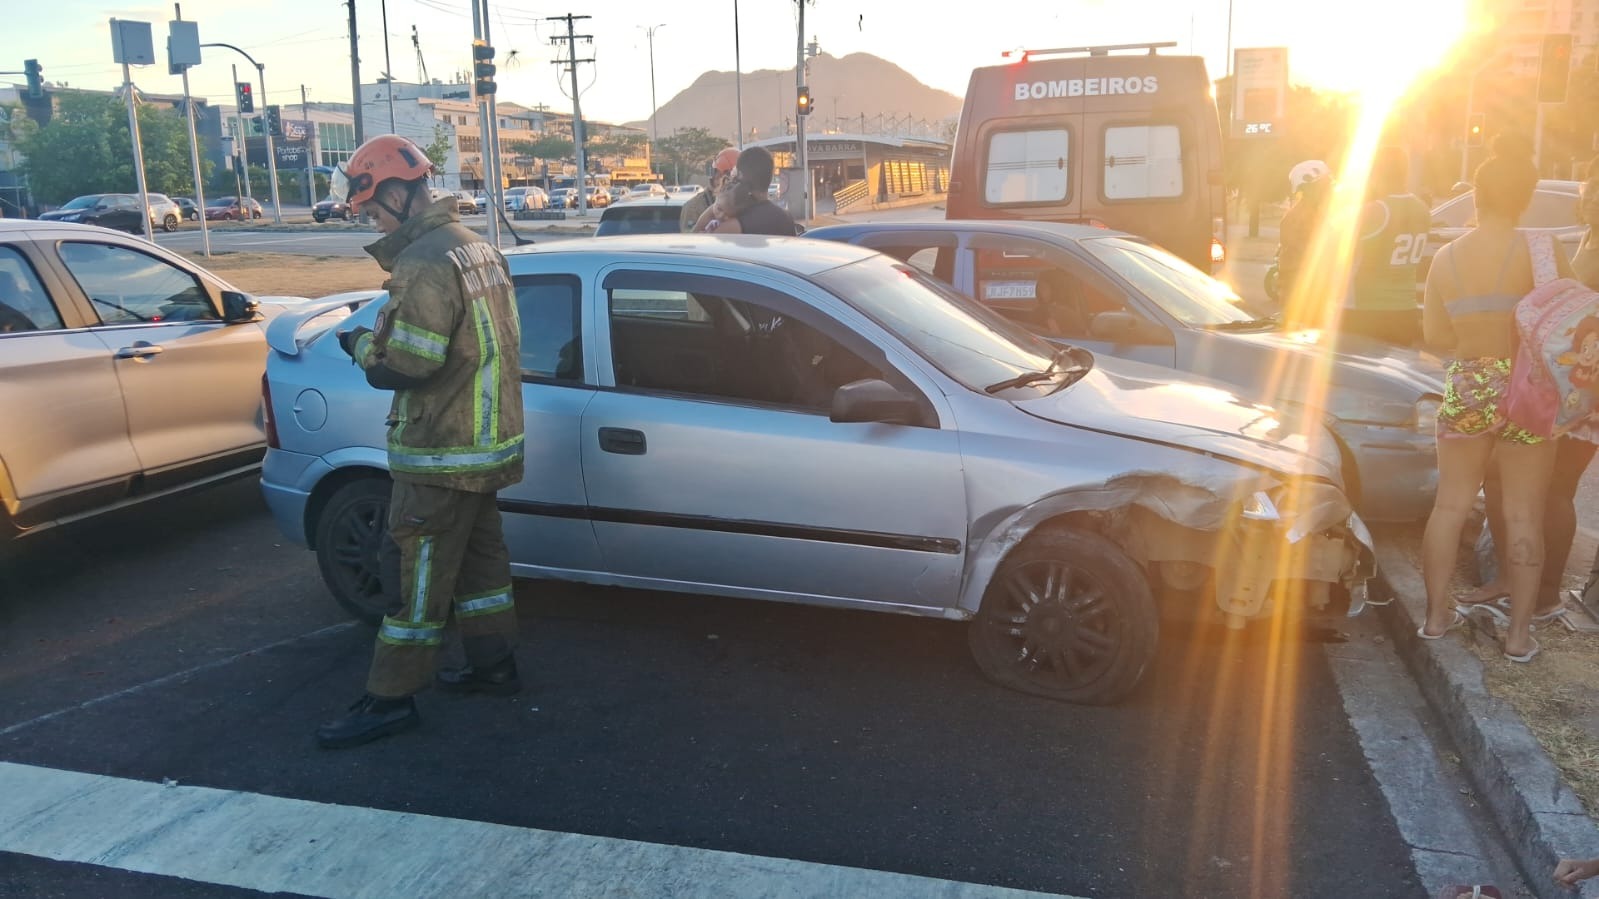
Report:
831,378,921,426
1089,311,1173,345
221,290,261,323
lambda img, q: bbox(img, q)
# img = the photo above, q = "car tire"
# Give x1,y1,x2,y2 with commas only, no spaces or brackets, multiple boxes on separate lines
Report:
162,214,179,232
968,527,1157,705
314,477,394,625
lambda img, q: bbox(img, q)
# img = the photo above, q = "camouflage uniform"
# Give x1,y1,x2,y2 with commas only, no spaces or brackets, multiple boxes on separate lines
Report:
352,197,525,697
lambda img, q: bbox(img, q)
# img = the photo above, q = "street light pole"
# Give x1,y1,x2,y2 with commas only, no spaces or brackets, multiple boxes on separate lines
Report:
205,41,282,223
641,24,665,166
734,0,743,147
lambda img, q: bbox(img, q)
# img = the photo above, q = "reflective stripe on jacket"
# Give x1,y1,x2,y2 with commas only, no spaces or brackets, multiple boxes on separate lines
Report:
358,198,525,493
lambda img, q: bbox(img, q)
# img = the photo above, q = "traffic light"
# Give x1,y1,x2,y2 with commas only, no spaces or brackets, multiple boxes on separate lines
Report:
796,85,811,118
1538,33,1573,103
265,105,282,137
23,59,42,100
1467,113,1485,148
473,41,497,96
235,81,254,113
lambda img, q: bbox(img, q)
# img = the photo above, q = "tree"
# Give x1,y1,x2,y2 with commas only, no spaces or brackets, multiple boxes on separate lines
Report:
509,135,575,162
17,92,210,204
422,124,451,175
653,127,730,180
587,131,645,160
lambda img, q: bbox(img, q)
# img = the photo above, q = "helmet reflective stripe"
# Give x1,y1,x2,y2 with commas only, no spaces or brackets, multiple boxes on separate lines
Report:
457,588,514,617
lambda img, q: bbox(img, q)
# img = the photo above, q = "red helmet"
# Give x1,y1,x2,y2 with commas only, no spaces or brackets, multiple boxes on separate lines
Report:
333,134,433,213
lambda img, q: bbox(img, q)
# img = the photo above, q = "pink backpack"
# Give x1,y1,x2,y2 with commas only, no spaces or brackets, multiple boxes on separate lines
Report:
1505,232,1599,441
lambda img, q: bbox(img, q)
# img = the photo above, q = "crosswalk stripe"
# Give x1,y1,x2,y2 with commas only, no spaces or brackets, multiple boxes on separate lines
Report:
0,762,1081,898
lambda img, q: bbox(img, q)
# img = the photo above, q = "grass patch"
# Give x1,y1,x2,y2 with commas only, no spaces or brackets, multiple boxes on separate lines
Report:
187,251,385,298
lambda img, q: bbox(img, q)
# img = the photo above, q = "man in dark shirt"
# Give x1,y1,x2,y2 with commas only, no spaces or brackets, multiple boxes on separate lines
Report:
725,146,800,236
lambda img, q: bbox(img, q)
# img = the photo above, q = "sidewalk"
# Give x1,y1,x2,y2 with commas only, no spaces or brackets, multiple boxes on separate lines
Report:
1373,526,1599,899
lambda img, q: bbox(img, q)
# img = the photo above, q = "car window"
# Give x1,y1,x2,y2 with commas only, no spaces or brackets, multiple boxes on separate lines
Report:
608,279,881,411
57,242,218,325
0,246,65,334
114,196,139,210
513,275,583,381
868,243,955,283
1522,191,1578,229
1081,236,1254,327
1103,124,1183,200
972,246,1133,340
1432,193,1475,229
985,128,1071,204
610,288,710,322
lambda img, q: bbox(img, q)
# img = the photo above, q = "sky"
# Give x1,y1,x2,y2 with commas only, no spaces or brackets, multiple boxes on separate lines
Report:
3,0,1476,125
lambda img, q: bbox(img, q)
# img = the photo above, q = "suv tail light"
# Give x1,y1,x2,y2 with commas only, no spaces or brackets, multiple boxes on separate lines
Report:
262,374,280,450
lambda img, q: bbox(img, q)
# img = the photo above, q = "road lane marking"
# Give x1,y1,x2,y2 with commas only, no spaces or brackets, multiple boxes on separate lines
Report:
0,762,1078,899
0,622,356,738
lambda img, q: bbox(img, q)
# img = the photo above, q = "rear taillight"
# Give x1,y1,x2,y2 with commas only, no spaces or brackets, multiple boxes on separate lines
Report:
262,374,280,449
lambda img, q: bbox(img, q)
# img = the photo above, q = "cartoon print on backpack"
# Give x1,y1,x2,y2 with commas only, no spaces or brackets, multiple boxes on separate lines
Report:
1560,315,1599,393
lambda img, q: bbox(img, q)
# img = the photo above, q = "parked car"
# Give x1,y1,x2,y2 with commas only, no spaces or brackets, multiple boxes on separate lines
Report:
260,235,1373,705
450,191,479,215
0,219,306,547
206,196,265,221
668,184,703,197
38,194,146,233
173,197,202,221
623,183,669,202
806,220,1448,522
594,195,690,236
559,187,610,209
546,188,575,210
1418,180,1583,291
608,186,630,204
473,192,489,213
504,187,549,213
312,196,352,223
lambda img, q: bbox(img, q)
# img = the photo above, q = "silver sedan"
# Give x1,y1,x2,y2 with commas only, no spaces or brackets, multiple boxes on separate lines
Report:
260,236,1373,705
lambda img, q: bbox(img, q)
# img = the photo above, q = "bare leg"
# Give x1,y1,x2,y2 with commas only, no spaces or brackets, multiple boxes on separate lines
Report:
1538,438,1597,612
1494,439,1559,657
1421,433,1497,636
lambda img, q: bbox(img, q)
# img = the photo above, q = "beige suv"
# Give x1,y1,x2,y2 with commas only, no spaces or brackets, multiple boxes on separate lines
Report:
0,219,302,545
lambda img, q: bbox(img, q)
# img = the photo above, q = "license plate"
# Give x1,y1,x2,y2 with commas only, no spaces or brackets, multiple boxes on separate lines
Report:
982,281,1036,301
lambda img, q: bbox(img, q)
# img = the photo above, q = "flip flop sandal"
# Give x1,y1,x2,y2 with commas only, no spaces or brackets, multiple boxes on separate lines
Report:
1503,638,1541,664
1491,595,1569,624
1458,600,1511,628
1419,609,1466,640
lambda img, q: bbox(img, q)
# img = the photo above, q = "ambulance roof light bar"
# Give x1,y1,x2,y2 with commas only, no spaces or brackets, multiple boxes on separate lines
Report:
1003,41,1178,61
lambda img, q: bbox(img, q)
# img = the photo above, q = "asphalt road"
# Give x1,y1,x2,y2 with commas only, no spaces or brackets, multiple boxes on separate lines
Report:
0,480,1443,898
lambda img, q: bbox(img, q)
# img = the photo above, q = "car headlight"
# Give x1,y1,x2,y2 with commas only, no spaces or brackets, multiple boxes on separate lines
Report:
60,213,82,221
1414,396,1442,434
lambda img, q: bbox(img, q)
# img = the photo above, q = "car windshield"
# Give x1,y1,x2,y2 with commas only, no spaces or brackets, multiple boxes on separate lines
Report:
1081,236,1259,328
816,256,1066,394
62,196,101,210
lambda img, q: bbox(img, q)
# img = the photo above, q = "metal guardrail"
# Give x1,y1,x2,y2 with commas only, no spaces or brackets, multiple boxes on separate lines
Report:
515,210,567,220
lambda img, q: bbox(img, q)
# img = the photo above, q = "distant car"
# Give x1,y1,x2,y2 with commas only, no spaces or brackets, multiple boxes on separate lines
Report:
39,194,146,234
259,235,1374,706
547,188,575,209
450,191,478,215
567,187,610,209
0,218,306,546
668,184,703,197
594,194,690,236
144,194,183,232
624,183,668,202
173,198,202,221
312,197,352,223
206,196,265,221
473,192,489,213
504,187,549,213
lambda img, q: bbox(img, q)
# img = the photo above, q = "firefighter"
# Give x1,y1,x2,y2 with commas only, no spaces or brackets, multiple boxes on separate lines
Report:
317,134,526,750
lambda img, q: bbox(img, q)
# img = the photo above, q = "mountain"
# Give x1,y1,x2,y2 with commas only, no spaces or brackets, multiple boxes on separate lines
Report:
627,52,963,142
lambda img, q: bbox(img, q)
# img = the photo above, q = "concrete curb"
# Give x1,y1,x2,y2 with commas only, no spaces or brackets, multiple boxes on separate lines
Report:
1372,542,1599,899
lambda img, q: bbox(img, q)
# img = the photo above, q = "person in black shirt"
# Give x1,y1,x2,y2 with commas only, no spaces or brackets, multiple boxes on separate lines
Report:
692,146,800,236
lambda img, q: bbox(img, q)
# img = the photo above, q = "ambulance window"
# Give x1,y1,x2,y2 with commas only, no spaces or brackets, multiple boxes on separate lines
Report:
1103,125,1184,200
985,129,1070,204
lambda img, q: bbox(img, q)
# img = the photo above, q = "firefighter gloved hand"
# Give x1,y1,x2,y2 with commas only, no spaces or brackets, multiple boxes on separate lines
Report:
338,326,373,359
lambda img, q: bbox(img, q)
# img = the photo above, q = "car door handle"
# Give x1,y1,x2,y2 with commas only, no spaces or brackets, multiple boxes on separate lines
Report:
115,342,164,360
598,427,647,455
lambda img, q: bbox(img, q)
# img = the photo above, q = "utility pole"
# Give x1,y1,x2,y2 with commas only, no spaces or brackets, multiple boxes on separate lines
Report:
642,24,665,152
302,84,315,205
794,0,808,222
381,0,396,132
347,0,363,144
170,5,210,256
257,62,283,223
550,13,594,216
233,63,252,204
734,0,743,148
472,0,503,246
111,19,155,242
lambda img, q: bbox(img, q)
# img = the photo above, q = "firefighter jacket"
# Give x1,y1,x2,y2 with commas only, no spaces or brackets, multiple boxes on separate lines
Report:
354,197,525,493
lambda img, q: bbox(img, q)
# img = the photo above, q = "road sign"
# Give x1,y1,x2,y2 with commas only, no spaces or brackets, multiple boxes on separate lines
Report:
1231,47,1288,140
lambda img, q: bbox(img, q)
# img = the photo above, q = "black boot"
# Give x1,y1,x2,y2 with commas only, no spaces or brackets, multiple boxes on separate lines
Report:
436,656,521,696
315,694,419,749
